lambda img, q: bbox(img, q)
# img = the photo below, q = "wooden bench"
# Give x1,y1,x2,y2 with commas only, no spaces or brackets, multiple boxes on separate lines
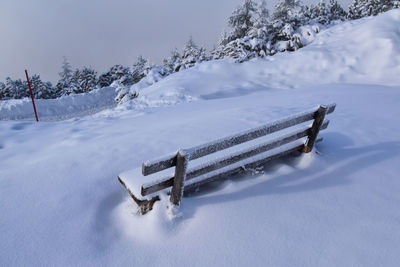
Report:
118,104,336,214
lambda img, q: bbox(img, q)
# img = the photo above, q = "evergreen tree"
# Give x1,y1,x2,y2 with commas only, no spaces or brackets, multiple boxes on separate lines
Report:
98,64,133,88
28,74,58,99
3,78,28,99
0,82,5,100
97,71,113,88
67,67,97,94
198,46,210,62
272,0,303,24
77,67,97,93
328,0,347,21
163,48,182,73
110,64,133,85
132,55,148,83
57,56,73,95
255,0,270,27
316,0,329,24
181,36,201,69
59,56,73,84
212,32,229,59
225,0,257,43
348,0,398,19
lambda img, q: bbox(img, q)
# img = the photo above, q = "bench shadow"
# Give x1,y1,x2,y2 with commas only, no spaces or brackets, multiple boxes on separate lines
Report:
179,132,400,219
89,185,125,253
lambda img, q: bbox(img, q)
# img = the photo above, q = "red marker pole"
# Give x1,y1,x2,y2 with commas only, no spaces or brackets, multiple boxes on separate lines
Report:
25,70,39,122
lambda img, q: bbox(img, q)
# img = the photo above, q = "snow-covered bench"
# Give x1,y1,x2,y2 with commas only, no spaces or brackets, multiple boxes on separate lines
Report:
118,104,336,214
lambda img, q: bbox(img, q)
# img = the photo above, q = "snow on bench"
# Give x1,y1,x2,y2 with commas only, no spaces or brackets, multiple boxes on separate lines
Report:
118,104,336,214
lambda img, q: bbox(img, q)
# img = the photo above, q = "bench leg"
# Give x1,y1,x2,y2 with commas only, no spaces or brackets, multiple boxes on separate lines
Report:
118,176,160,215
304,105,327,153
170,151,189,206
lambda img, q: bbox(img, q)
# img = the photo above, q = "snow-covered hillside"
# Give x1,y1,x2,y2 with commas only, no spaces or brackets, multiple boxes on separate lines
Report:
1,10,400,266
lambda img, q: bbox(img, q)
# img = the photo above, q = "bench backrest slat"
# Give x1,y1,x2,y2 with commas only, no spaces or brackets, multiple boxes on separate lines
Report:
142,104,336,176
184,142,305,192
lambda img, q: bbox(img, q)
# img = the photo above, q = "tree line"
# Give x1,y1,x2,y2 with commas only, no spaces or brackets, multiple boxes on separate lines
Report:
1,0,398,101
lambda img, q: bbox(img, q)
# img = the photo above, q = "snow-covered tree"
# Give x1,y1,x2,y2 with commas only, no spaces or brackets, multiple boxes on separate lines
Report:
225,0,258,43
132,55,148,83
28,74,58,99
272,0,303,24
328,0,347,21
163,48,182,73
97,71,113,88
78,67,97,93
255,0,270,27
6,78,28,99
181,36,201,69
348,0,398,19
59,57,73,84
98,64,132,88
56,56,73,95
68,67,97,94
0,81,5,99
348,0,363,18
315,0,329,24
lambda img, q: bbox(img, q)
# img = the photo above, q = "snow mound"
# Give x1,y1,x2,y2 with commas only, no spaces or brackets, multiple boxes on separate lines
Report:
118,9,400,110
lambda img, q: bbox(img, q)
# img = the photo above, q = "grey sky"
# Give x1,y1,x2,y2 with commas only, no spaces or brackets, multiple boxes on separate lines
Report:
0,0,352,83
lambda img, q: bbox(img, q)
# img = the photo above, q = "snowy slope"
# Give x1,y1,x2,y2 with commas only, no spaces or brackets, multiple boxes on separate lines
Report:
1,10,400,267
121,9,400,109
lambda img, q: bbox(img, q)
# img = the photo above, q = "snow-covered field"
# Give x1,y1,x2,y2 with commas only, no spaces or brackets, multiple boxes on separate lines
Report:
1,10,400,266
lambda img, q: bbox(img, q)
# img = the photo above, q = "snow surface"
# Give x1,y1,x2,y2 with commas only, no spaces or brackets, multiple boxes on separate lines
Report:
1,10,400,266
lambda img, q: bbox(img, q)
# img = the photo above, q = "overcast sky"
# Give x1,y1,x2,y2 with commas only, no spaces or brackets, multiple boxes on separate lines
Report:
0,0,352,83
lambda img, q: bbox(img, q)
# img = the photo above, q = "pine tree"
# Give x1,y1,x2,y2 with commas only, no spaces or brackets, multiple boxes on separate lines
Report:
269,0,309,52
181,36,201,69
132,55,148,83
98,64,133,88
28,74,58,99
77,67,97,93
97,71,113,88
255,0,270,27
272,0,303,24
56,56,73,95
364,0,398,16
348,0,397,19
110,64,133,85
328,0,347,21
0,81,6,100
59,56,73,83
226,0,258,42
67,67,97,94
212,32,230,60
163,48,182,73
198,46,209,62
4,78,29,99
316,0,329,24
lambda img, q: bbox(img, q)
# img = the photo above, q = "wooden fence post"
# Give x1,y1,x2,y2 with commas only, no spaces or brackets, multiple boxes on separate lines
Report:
303,105,327,153
170,150,188,206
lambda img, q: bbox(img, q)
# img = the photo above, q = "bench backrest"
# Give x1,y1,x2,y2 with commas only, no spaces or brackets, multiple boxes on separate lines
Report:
140,104,336,206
